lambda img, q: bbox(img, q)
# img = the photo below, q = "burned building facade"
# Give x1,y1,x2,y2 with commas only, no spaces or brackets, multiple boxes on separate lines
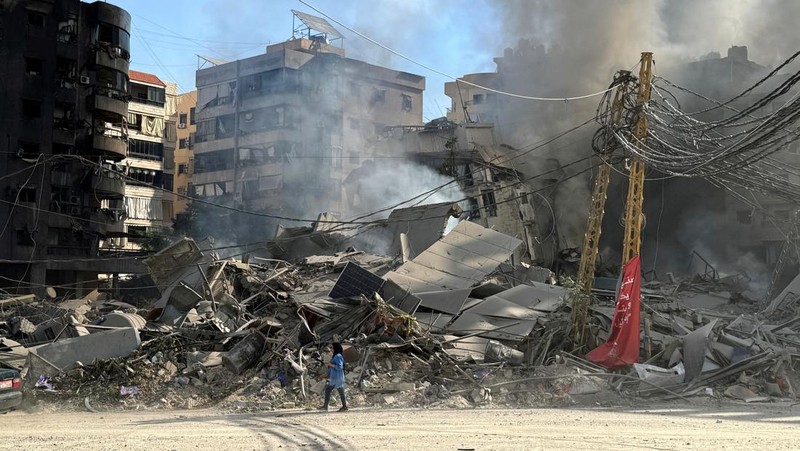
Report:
0,0,138,295
192,14,424,222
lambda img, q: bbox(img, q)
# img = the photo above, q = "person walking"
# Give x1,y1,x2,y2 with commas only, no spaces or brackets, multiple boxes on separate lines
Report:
319,342,348,412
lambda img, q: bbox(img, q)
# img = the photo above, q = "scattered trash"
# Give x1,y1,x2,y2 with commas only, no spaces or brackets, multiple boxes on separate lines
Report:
120,386,140,397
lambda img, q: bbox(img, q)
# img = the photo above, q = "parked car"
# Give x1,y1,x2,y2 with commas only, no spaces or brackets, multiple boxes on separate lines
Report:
0,367,22,413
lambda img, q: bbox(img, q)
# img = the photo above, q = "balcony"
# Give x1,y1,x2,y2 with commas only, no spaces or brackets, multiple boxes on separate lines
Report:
92,210,126,235
239,128,302,147
89,94,128,121
91,173,126,199
95,50,129,73
93,134,127,159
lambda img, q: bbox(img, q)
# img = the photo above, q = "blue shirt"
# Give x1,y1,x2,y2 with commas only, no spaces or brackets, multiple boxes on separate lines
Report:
327,353,345,388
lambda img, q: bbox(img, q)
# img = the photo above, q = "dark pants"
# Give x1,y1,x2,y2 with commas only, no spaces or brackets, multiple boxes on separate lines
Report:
323,384,347,409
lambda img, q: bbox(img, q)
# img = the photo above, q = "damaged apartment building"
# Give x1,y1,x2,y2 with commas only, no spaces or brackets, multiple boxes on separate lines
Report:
372,121,539,267
102,70,178,253
442,41,800,276
441,42,599,272
0,0,142,295
191,11,424,219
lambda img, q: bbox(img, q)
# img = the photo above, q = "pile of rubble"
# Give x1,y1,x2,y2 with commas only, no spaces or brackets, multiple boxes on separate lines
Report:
2,203,800,412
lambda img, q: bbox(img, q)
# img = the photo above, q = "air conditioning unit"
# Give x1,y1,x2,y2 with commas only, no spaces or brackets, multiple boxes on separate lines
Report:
69,195,80,204
79,75,90,85
69,206,81,216
177,123,187,129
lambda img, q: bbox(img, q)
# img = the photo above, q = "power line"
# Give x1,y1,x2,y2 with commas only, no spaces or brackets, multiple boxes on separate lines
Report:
133,27,182,91
133,27,270,46
296,0,617,102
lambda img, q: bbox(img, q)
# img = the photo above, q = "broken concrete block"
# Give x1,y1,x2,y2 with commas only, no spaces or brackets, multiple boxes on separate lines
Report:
163,361,178,376
568,378,602,395
724,384,769,402
470,387,490,403
383,395,396,405
766,382,783,397
311,380,327,395
32,327,141,373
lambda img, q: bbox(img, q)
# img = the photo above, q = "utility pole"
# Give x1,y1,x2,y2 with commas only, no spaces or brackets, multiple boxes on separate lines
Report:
621,52,653,266
572,71,630,346
571,52,652,348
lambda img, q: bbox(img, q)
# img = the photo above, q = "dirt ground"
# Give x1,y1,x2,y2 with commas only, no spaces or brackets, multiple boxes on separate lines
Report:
1,402,799,450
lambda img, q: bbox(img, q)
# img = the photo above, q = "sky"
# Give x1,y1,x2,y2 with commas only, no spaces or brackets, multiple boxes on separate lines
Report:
112,0,505,122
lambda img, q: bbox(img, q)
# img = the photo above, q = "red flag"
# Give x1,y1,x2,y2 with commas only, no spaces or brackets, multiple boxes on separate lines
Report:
587,255,641,369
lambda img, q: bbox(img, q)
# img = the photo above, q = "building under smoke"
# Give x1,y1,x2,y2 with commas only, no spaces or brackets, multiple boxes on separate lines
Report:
443,40,800,289
191,11,425,245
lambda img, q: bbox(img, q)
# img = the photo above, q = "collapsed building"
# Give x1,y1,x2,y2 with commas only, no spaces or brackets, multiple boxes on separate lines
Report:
2,210,799,412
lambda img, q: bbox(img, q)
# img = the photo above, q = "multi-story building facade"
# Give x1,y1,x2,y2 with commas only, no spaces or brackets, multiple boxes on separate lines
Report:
193,30,424,221
172,91,196,219
0,0,140,296
105,70,176,252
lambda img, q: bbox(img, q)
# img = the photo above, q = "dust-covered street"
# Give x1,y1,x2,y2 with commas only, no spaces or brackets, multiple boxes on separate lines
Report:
2,404,799,450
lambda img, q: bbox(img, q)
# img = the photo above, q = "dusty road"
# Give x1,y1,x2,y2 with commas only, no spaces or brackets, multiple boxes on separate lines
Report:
1,403,799,450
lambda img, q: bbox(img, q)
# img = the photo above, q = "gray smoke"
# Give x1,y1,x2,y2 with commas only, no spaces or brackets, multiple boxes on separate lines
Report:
480,0,800,285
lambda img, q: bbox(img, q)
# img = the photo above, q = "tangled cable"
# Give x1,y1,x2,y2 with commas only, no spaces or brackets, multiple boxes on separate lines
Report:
594,51,800,207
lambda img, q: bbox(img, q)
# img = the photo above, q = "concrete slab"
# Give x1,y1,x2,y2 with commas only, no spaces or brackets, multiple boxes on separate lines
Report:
385,221,522,293
415,288,472,314
464,297,547,320
385,202,461,258
446,312,536,342
480,283,567,312
681,292,730,310
32,327,140,372
414,312,454,333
